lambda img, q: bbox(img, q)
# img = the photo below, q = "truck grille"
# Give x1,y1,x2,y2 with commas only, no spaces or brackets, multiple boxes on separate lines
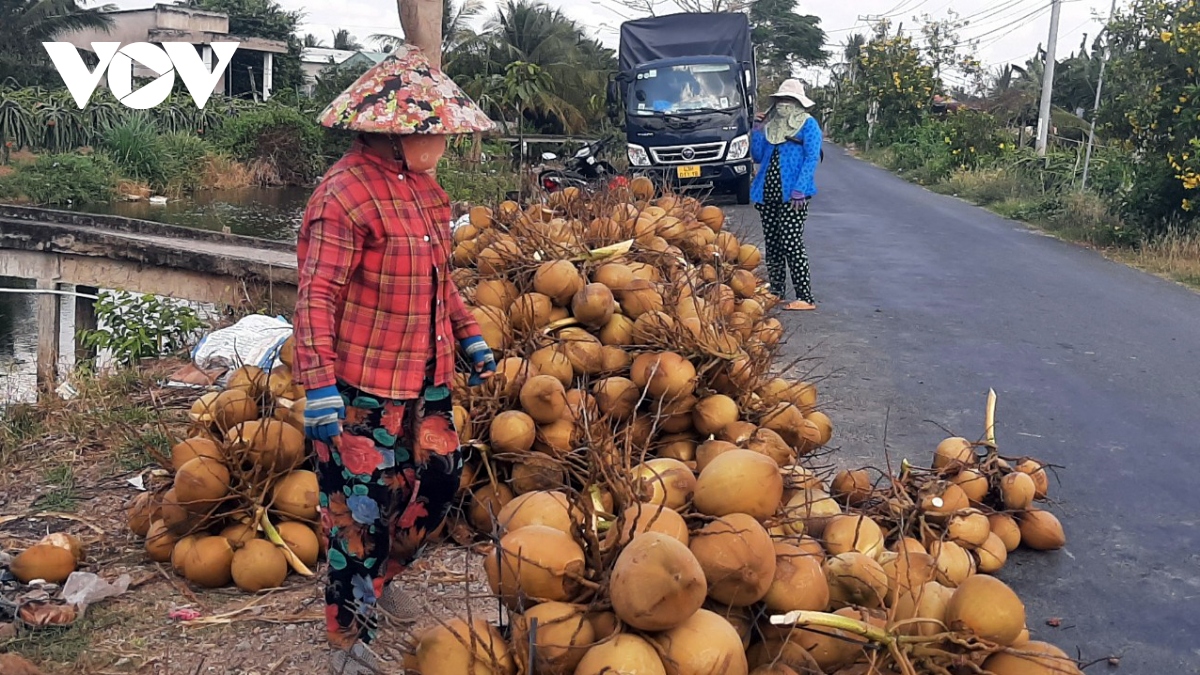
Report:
650,142,727,165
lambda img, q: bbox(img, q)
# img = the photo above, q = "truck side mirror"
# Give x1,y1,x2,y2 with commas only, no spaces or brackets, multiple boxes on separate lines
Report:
606,79,619,119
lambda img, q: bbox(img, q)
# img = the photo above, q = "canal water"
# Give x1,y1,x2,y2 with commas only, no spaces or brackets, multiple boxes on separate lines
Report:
0,188,309,403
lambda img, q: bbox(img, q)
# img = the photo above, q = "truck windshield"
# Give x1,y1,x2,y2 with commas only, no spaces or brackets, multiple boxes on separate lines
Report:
628,63,743,117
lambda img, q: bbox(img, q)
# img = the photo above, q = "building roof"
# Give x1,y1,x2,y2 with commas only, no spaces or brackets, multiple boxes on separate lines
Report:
301,47,358,65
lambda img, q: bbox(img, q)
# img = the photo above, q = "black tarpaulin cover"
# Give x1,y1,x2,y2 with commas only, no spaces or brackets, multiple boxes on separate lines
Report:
617,12,753,75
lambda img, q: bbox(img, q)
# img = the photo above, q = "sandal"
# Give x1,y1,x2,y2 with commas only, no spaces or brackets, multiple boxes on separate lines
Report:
782,300,816,311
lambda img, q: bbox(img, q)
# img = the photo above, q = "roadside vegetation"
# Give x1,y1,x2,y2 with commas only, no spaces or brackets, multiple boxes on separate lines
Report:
819,0,1200,288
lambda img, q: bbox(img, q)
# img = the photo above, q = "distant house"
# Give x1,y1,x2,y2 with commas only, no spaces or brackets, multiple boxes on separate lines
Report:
300,48,388,96
55,3,289,101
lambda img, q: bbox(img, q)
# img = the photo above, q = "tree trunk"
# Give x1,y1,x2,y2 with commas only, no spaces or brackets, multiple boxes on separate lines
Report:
397,0,444,68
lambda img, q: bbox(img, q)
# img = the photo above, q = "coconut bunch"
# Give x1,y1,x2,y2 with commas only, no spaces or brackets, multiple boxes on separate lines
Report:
122,348,323,594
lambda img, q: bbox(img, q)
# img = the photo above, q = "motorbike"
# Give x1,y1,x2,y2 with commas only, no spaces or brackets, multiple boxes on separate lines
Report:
538,138,620,194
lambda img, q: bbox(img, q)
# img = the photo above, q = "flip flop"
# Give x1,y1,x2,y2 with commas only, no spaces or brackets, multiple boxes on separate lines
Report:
782,300,816,311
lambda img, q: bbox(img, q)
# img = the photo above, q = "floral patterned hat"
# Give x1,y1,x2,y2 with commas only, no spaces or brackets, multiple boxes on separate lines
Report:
317,44,494,135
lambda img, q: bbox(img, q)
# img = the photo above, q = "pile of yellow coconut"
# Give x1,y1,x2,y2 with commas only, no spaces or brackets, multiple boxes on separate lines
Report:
120,349,324,594
404,180,1079,675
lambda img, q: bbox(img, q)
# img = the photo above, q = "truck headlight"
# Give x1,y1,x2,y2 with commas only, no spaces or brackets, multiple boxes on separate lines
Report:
727,135,750,160
627,144,651,167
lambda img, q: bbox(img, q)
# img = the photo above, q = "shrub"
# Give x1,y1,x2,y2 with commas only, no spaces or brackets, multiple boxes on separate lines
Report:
0,153,117,205
159,132,209,195
437,158,519,206
212,104,324,186
99,115,166,185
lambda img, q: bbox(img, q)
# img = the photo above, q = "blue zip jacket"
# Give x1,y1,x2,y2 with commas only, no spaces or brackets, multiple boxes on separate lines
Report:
750,116,822,204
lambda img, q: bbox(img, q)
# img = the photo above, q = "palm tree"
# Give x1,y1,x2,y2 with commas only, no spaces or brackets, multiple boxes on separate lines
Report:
332,28,363,51
1,0,115,86
303,33,327,48
369,32,403,53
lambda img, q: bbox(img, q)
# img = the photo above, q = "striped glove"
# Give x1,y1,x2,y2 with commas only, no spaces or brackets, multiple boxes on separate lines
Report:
460,336,496,386
303,385,344,444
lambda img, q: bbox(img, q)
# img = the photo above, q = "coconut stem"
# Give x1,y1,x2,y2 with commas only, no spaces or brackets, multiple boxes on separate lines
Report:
260,510,314,577
984,389,997,449
769,610,894,645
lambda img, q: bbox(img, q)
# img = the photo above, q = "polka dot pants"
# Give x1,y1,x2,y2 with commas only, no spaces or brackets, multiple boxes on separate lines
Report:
756,148,814,303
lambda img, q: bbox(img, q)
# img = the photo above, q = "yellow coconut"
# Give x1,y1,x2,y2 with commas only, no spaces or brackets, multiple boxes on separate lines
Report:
39,533,84,564
927,540,975,587
633,458,697,511
513,602,595,675
560,329,605,376
172,535,200,575
1001,472,1037,511
689,513,776,606
610,504,690,547
951,469,989,504
211,388,259,431
1015,458,1051,499
496,491,578,535
918,482,970,521
490,410,537,453
278,335,295,368
763,542,830,612
174,456,231,514
231,538,288,593
221,522,258,549
493,356,536,398
126,492,156,537
717,420,756,446
824,552,889,609
879,550,939,606
571,283,616,328
484,526,585,608
593,263,636,292
823,515,885,558
529,346,574,387
170,437,224,472
981,641,1083,675
830,469,873,506
575,634,665,675
535,418,578,457
944,574,1026,645
417,618,517,675
610,532,707,631
933,436,975,470
272,470,320,521
655,609,749,675
693,450,784,520
470,483,515,532
10,544,77,584
189,391,220,423
593,377,641,420
159,488,194,535
892,581,955,637
181,535,235,588
599,346,632,376
277,521,320,567
227,365,268,399
475,279,519,310
1018,510,1066,550
692,395,739,435
531,261,582,307
641,352,696,400
988,513,1022,552
655,433,698,462
227,419,306,472
511,292,554,332
620,279,664,318
784,489,841,537
519,375,568,425
599,314,636,346
976,532,1008,573
145,520,179,563
946,510,992,548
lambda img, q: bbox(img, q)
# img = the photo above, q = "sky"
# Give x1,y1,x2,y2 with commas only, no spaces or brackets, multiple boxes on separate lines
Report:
110,0,1120,84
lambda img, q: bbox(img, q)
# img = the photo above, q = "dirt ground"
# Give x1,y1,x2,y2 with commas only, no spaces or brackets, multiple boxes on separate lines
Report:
0,367,499,675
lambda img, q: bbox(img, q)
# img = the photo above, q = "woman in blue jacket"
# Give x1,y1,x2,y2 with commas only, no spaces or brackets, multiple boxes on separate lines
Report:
751,79,823,310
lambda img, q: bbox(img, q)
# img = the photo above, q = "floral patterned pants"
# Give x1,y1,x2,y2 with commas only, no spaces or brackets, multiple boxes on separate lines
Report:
315,376,463,649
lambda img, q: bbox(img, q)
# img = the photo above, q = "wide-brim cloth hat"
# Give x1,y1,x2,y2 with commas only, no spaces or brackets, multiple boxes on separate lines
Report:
317,44,493,135
770,79,815,109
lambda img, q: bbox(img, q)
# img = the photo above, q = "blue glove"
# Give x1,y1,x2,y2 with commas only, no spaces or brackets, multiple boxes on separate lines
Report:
304,385,345,444
460,336,496,386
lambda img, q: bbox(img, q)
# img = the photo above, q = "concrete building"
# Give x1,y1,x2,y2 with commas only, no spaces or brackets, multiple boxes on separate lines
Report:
300,47,389,96
56,3,289,101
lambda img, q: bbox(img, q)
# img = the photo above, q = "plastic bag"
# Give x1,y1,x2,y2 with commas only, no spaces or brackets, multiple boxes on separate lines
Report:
191,314,292,373
62,572,131,612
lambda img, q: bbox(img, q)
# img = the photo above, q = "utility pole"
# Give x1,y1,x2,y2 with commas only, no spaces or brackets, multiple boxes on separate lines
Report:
1081,0,1118,191
1035,0,1062,156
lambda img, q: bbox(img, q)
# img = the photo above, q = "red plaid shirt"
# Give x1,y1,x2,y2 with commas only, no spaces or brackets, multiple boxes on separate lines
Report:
294,140,480,399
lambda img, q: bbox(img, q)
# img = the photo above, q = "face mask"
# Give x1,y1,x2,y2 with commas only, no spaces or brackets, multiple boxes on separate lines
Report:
399,135,447,173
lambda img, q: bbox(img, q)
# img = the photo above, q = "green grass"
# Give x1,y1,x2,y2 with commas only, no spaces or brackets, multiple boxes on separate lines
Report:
2,605,127,667
36,463,78,512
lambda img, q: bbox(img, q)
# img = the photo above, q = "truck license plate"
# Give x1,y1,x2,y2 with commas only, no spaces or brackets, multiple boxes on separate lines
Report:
677,165,701,179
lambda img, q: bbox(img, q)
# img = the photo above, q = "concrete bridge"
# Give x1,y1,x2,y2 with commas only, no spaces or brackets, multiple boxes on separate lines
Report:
0,204,297,395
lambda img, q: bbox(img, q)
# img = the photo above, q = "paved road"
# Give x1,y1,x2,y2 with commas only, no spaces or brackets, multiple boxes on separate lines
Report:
727,147,1200,672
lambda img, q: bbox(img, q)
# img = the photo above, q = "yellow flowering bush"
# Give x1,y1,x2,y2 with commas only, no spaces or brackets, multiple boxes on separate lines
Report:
1104,0,1200,230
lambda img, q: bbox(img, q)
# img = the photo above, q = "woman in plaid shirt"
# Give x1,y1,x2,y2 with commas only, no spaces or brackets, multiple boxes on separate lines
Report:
295,45,496,674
